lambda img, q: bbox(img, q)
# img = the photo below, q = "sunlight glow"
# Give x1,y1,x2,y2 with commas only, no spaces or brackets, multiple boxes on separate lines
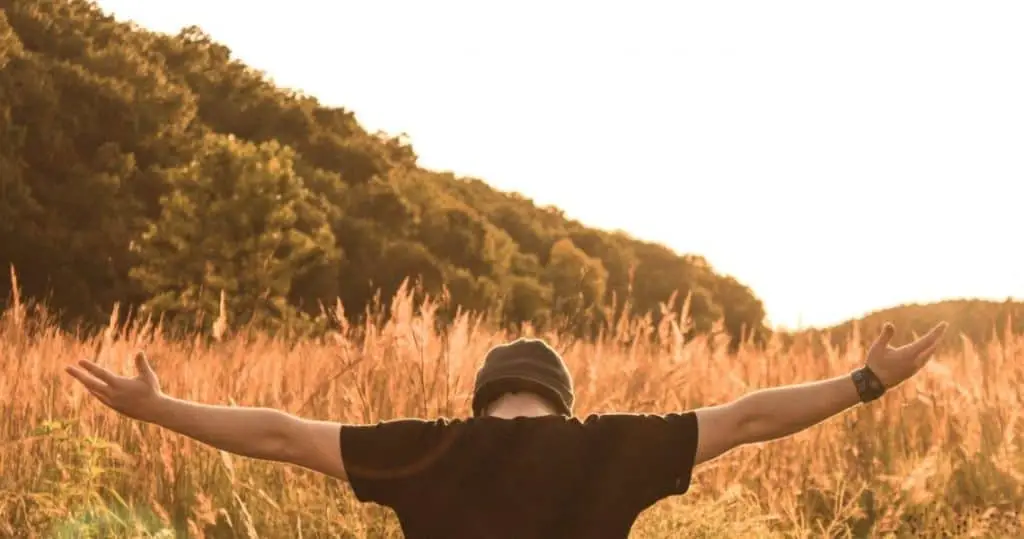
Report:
95,0,1024,329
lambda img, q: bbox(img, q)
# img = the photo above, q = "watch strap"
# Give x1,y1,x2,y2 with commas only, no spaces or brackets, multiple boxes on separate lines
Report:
851,366,886,403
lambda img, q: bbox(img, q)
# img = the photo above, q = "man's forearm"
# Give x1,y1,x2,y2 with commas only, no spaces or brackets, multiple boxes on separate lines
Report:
736,374,862,445
142,395,293,461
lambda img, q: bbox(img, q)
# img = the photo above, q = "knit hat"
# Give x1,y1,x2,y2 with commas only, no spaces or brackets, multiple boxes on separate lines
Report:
471,338,574,417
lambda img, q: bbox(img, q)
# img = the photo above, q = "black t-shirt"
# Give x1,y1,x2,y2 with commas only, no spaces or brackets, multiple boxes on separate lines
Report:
340,412,699,538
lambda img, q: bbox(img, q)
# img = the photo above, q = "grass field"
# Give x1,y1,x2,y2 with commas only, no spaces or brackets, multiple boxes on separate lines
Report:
1,284,1022,538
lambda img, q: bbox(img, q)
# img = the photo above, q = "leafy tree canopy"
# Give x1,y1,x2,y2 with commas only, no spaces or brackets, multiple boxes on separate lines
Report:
0,0,769,343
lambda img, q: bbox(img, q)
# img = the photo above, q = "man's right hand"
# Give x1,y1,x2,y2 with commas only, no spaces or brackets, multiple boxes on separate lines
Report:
66,351,350,481
66,351,166,423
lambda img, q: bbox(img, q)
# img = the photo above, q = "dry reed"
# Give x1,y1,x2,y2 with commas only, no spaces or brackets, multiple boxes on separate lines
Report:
1,277,1021,538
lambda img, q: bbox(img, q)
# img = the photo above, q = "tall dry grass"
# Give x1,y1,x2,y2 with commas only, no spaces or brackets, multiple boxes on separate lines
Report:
1,276,1022,538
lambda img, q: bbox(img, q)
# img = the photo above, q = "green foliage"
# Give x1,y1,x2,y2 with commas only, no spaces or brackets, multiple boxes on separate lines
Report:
0,0,770,343
0,12,23,69
6,419,175,537
129,134,339,331
544,238,608,331
377,239,446,301
501,275,555,330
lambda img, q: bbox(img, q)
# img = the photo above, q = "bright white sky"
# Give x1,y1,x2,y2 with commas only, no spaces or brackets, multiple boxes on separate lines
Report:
96,0,1023,329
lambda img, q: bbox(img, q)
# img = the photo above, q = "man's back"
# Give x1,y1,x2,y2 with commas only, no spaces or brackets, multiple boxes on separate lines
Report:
340,412,699,538
64,326,949,537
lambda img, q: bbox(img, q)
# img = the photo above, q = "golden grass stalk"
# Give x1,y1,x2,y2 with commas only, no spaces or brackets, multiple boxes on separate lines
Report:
0,272,1021,537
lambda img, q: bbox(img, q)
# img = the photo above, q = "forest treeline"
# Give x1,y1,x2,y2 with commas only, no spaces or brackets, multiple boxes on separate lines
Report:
4,2,1017,347
0,0,769,342
805,298,1024,353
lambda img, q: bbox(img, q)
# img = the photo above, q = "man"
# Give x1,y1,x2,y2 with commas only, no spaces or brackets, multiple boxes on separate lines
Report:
66,321,947,538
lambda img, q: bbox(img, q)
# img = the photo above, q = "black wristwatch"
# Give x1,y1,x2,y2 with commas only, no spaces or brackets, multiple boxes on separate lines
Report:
851,366,887,403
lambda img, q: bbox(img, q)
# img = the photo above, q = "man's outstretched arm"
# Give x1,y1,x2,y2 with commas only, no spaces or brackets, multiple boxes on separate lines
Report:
65,353,348,480
692,322,948,466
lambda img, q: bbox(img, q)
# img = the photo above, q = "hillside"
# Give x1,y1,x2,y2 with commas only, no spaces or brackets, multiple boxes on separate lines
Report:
794,298,1024,351
0,0,767,341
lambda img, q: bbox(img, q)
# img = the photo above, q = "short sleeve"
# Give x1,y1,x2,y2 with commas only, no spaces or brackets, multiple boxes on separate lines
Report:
340,417,466,508
584,411,700,509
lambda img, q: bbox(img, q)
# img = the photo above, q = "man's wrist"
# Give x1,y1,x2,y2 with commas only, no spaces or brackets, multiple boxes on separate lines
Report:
135,393,172,424
850,366,887,403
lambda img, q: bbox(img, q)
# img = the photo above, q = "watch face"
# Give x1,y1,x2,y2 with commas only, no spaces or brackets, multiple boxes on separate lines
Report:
852,370,880,401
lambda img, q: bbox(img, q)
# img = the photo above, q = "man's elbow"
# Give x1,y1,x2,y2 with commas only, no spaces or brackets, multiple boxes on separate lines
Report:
731,395,773,446
275,415,348,479
695,400,761,465
250,409,298,462
733,392,803,446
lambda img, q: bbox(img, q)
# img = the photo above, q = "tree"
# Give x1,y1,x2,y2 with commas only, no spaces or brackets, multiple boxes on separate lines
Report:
129,134,338,331
501,276,554,331
544,238,609,330
0,0,771,344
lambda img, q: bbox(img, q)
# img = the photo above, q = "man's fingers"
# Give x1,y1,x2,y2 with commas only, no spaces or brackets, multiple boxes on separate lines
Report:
65,365,111,396
87,387,114,407
78,360,120,386
134,352,157,384
912,340,941,368
869,323,896,355
898,322,948,357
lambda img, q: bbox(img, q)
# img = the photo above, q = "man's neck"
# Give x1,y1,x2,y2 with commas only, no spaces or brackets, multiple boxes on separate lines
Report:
486,392,558,419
